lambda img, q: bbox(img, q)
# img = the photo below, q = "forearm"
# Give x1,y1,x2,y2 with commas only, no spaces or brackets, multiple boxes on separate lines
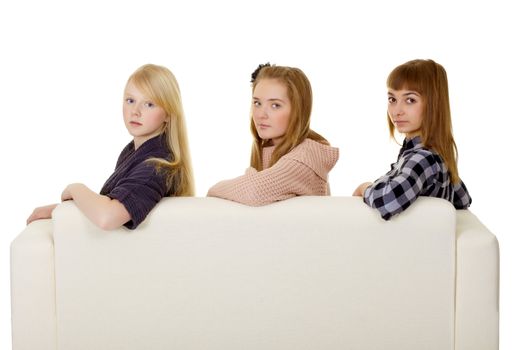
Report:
207,160,317,206
63,183,130,230
363,176,422,220
207,177,272,206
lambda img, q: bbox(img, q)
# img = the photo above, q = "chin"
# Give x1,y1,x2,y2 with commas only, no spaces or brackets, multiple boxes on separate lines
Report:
257,133,273,140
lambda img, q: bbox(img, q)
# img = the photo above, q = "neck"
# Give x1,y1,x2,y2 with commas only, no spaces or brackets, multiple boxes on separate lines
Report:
405,132,421,140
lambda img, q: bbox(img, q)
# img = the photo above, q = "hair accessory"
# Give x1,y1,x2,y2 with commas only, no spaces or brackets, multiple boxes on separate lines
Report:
251,62,271,83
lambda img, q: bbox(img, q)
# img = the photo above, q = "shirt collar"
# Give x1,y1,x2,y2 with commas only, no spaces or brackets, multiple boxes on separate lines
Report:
133,134,165,153
400,136,425,155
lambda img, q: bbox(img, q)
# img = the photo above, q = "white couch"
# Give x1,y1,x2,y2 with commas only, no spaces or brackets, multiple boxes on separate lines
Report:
11,197,499,350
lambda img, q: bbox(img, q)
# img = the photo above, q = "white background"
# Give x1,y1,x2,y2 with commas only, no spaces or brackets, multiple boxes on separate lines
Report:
1,0,523,348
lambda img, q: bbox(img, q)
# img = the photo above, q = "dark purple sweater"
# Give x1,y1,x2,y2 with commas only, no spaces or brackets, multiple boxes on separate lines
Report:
100,135,172,229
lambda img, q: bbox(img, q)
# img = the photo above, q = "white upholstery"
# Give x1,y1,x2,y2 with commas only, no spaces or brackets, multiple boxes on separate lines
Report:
10,219,56,350
455,210,500,349
11,196,499,350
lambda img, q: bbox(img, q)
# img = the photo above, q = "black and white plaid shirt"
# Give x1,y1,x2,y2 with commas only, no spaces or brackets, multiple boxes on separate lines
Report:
363,136,472,220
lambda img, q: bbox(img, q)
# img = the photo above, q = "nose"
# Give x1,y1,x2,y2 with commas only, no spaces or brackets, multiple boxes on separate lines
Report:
391,103,403,117
132,104,141,117
253,106,268,120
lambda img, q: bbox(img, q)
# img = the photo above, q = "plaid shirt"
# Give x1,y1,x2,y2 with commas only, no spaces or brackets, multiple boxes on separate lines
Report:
363,136,472,220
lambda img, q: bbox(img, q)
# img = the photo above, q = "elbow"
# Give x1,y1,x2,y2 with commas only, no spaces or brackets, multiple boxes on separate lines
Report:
364,194,398,221
93,214,125,231
95,198,132,230
206,188,217,198
207,183,266,206
237,185,269,206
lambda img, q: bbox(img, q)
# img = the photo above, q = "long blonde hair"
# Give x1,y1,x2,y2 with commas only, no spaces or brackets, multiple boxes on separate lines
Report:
387,59,460,184
127,64,195,196
249,64,328,170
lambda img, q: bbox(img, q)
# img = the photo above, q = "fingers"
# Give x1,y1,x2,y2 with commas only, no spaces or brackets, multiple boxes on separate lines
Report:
26,213,36,225
26,209,44,225
352,182,372,197
26,204,57,225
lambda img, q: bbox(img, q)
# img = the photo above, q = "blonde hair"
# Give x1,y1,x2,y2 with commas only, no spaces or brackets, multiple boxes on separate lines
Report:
387,59,460,184
127,64,195,196
249,65,328,170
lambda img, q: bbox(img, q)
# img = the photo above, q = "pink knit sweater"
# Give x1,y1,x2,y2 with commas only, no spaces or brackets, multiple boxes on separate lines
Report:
207,139,339,206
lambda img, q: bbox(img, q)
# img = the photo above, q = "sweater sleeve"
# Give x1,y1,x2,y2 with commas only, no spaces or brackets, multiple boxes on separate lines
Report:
105,162,168,229
363,151,439,220
207,158,325,206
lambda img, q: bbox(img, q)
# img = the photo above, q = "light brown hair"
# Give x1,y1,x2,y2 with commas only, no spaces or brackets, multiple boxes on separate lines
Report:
387,59,460,184
250,65,328,170
127,64,195,196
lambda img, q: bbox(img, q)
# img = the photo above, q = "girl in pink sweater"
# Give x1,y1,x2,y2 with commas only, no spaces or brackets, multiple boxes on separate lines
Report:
207,63,339,206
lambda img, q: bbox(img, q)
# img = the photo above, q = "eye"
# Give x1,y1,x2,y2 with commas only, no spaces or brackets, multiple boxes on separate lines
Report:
388,96,396,104
406,97,417,104
145,102,155,108
125,98,135,104
271,103,281,109
253,100,261,107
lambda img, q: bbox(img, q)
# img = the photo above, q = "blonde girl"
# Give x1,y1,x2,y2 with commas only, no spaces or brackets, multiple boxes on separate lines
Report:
27,64,194,229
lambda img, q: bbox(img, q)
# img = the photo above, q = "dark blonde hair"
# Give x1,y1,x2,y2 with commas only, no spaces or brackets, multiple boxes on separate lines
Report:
387,59,460,184
250,65,328,170
127,64,194,196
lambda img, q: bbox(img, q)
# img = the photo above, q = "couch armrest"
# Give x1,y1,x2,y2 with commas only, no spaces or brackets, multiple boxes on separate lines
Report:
10,219,57,350
455,210,499,350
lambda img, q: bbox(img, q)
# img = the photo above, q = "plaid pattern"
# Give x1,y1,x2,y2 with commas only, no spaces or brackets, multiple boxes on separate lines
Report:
363,137,472,220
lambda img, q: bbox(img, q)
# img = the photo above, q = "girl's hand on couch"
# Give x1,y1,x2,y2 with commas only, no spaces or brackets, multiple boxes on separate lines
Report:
27,203,58,225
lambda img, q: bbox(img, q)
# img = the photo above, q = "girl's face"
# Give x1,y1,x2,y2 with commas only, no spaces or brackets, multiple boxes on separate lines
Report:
387,88,424,138
123,82,167,148
252,78,291,146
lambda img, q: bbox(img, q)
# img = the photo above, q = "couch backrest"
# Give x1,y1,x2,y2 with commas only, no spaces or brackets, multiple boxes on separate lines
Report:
52,196,456,350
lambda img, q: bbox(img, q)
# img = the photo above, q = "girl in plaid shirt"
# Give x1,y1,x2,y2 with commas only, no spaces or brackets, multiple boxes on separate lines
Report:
353,59,472,220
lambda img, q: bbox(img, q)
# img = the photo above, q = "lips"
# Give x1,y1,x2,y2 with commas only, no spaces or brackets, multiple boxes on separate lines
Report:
130,121,142,126
258,123,270,129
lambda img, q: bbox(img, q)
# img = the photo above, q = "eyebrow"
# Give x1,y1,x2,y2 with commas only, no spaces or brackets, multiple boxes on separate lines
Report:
253,97,286,102
124,92,153,102
388,90,421,97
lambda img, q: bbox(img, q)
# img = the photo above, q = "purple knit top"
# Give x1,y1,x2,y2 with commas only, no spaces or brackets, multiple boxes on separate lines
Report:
100,135,172,229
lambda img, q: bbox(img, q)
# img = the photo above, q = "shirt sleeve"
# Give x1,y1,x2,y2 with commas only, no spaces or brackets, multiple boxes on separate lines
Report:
105,162,168,229
452,180,472,209
363,152,439,220
207,158,323,206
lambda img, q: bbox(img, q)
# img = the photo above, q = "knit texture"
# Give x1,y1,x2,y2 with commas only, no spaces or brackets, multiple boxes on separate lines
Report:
207,139,339,206
100,135,171,229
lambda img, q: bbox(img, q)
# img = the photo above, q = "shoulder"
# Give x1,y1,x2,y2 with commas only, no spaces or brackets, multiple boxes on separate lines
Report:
400,148,442,177
142,135,172,159
287,138,339,162
282,139,339,180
